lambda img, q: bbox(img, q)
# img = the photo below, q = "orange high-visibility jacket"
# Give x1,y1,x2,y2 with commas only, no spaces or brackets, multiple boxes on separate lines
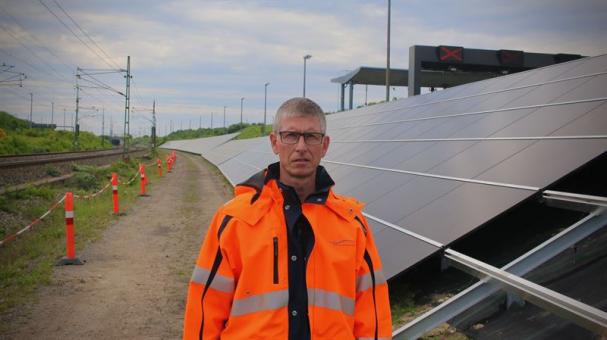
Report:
183,164,392,340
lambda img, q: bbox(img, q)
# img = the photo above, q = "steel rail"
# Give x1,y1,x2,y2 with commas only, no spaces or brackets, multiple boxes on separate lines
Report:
0,148,147,169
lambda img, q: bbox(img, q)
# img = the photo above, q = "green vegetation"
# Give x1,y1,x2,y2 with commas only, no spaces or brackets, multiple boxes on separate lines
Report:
0,151,167,320
234,124,272,139
158,122,272,146
0,111,109,155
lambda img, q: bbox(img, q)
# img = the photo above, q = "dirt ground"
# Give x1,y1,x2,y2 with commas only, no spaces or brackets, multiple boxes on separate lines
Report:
1,152,232,339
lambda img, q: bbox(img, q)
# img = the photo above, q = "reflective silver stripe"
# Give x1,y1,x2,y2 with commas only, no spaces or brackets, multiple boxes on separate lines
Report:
308,288,355,316
357,337,392,340
230,289,289,316
229,288,356,317
357,270,387,293
112,185,118,190
65,211,74,218
190,265,234,294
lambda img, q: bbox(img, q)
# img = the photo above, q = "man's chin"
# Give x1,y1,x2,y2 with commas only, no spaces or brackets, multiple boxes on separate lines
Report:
285,167,315,179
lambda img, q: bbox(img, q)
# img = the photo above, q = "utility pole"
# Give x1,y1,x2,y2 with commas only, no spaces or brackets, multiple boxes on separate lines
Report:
74,71,80,148
303,55,312,98
240,97,244,125
152,100,157,150
170,119,173,133
385,0,391,102
223,106,226,129
123,56,132,156
199,115,202,129
101,107,105,146
51,101,54,126
63,108,66,130
262,82,269,134
189,120,191,130
29,92,33,128
211,113,213,131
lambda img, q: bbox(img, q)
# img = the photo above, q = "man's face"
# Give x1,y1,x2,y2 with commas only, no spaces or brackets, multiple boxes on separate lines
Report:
270,114,330,181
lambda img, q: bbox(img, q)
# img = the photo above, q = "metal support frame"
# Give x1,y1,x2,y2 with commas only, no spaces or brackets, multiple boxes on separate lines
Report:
348,81,354,110
543,190,607,212
393,208,607,339
444,245,607,336
340,83,345,111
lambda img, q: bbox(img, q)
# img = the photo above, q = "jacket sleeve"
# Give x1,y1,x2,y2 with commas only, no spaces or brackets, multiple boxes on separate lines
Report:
353,215,392,340
183,210,235,340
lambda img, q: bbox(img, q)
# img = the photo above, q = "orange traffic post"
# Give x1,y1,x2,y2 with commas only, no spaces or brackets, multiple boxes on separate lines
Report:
167,156,172,173
139,163,147,196
111,173,120,215
57,192,83,265
157,158,163,177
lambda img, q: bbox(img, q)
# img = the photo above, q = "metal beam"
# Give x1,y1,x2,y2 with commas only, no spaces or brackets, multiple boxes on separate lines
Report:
543,190,607,212
393,208,607,339
444,245,607,336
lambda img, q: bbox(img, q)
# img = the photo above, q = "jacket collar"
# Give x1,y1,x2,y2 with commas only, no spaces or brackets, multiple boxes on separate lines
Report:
226,162,358,225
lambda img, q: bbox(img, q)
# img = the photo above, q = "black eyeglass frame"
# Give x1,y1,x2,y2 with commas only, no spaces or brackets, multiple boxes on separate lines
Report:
278,131,325,145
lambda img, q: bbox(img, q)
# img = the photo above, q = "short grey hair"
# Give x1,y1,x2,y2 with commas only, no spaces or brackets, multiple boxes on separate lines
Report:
273,97,326,133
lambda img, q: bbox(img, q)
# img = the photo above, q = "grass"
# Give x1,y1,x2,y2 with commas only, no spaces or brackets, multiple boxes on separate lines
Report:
234,124,272,139
0,111,111,155
0,150,169,322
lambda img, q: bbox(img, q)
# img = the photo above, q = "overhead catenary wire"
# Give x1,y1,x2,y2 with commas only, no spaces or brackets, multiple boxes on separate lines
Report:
37,0,116,70
51,0,121,70
0,22,73,85
0,3,77,77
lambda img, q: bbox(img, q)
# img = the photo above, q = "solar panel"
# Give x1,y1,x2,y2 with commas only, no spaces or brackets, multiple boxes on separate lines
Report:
163,54,607,279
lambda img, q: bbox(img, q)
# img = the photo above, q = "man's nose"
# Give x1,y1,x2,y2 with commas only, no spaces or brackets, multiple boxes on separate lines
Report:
294,135,308,150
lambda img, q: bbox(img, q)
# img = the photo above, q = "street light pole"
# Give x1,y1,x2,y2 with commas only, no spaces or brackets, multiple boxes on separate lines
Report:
223,106,227,128
303,54,312,98
262,82,269,134
385,0,391,102
240,97,244,126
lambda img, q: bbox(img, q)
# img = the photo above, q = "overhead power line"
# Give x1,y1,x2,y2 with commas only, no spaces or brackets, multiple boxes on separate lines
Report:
37,0,117,70
51,0,121,70
0,4,76,76
0,22,72,85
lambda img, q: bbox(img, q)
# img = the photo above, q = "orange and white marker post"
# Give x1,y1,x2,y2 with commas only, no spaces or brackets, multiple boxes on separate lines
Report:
111,173,119,215
157,158,163,177
57,192,83,265
139,163,147,196
167,155,173,173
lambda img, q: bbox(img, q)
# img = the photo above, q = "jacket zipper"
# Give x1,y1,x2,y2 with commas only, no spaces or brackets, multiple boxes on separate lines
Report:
273,236,279,284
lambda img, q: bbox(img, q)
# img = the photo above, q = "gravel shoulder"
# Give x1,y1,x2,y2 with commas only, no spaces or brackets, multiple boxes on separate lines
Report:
2,152,232,339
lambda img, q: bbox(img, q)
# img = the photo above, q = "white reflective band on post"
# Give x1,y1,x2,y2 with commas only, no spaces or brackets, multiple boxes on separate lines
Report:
308,288,355,316
65,211,74,218
112,185,118,190
356,270,387,293
230,289,289,317
357,337,392,340
190,266,235,294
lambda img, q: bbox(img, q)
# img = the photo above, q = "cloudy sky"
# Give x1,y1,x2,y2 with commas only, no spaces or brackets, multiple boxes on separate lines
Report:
1,0,606,136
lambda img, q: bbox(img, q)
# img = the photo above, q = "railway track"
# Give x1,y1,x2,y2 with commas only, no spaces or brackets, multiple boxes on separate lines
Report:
0,148,147,168
0,147,150,191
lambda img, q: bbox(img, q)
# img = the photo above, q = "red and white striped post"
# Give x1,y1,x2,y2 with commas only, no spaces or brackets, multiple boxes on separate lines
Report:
57,192,83,265
167,155,172,173
157,158,163,177
111,173,119,215
139,163,147,196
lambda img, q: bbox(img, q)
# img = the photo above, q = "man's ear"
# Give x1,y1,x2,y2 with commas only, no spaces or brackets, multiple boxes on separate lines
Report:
321,135,330,158
270,132,279,155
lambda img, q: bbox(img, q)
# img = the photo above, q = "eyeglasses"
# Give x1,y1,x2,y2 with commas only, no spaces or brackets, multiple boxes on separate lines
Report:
278,131,325,145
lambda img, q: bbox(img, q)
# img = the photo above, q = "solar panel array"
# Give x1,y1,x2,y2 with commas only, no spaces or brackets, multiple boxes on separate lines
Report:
163,54,607,279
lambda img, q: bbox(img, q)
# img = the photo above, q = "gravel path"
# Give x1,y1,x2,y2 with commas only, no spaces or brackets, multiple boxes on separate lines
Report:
2,152,232,339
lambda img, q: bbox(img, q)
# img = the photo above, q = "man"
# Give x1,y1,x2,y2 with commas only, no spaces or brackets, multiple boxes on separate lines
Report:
183,97,392,339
